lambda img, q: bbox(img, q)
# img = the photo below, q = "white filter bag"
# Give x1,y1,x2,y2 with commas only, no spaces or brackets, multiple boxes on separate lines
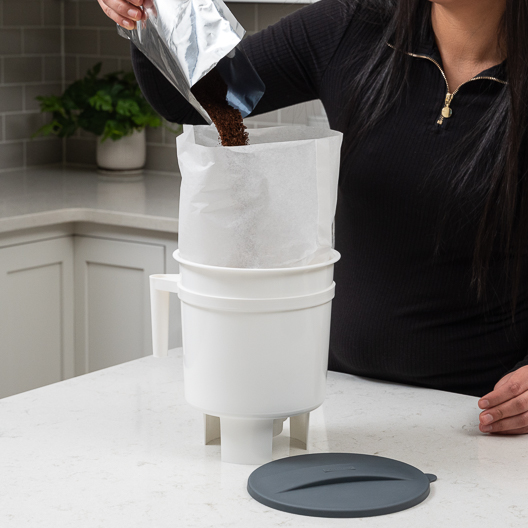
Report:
177,124,343,268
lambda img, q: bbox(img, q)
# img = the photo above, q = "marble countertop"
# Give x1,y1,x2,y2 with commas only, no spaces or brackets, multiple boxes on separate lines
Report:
0,348,526,527
0,166,181,234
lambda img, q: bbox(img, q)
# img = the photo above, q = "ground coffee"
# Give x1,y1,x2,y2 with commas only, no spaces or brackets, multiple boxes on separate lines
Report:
191,68,249,147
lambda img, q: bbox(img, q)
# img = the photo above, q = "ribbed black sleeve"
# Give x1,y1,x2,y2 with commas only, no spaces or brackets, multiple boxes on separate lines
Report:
131,0,528,397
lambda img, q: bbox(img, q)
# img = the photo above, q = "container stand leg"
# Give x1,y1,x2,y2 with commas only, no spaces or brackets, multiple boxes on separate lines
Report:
273,418,285,437
204,414,221,445
220,417,274,465
290,412,310,449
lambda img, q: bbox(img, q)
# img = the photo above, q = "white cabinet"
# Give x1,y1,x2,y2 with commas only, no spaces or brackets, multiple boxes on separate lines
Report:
0,235,74,398
0,223,180,398
74,235,164,374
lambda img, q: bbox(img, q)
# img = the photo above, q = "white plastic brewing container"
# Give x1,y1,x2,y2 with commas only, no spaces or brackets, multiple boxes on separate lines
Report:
150,249,340,464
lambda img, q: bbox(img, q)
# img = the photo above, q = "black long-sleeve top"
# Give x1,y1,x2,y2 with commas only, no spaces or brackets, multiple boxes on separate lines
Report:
131,0,528,396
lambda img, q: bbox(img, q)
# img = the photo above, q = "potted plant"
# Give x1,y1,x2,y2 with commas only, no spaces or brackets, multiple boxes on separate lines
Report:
34,63,179,175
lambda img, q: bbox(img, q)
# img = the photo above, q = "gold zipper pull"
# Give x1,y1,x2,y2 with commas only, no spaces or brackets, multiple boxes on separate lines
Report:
441,93,453,118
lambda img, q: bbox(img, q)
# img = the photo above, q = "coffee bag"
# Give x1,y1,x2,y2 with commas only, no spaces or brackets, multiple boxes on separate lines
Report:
117,0,265,124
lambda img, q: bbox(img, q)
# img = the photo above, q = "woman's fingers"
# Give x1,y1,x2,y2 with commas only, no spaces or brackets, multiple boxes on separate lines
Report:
478,366,528,434
97,0,144,29
488,425,528,435
479,367,528,410
479,408,528,434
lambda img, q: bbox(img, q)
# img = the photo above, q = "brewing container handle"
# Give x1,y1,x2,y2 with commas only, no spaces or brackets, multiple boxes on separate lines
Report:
149,274,181,358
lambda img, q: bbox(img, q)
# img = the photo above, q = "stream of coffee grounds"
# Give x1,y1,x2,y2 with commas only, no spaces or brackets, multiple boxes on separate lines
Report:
191,68,249,147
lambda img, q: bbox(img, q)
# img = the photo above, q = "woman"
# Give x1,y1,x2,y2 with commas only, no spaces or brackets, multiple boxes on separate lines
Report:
98,0,528,434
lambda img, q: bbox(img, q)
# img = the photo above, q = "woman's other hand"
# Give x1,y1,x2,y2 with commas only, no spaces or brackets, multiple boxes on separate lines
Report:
97,0,146,30
478,365,528,434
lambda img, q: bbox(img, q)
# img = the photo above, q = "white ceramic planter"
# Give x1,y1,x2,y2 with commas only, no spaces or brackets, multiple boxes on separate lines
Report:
96,128,146,175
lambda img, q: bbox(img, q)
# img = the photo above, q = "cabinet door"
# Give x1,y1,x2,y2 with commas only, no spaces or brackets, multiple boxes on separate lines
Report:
0,237,74,398
74,236,165,374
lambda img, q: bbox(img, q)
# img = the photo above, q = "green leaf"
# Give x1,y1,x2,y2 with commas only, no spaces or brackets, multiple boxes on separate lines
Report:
116,99,140,117
31,120,61,138
37,95,65,115
102,119,129,141
89,91,113,112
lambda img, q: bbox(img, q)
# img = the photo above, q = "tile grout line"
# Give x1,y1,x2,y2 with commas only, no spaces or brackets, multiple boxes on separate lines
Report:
2,109,48,116
60,0,66,165
2,53,62,59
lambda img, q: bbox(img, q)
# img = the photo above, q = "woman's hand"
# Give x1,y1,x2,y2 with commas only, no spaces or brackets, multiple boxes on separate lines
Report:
478,365,528,434
97,0,146,30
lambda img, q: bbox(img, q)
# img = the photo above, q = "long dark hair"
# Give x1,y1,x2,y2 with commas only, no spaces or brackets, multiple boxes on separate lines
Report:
339,0,528,311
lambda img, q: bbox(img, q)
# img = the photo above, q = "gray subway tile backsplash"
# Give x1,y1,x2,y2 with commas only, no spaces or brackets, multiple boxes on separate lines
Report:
0,142,24,170
0,85,23,112
4,113,44,141
64,56,78,82
0,0,319,172
64,2,78,27
25,83,63,112
0,29,23,55
4,57,43,83
65,28,99,55
44,56,62,82
78,2,116,29
144,145,179,173
26,138,63,166
99,29,132,57
43,0,62,27
3,0,42,26
146,126,164,145
77,56,119,78
24,28,61,55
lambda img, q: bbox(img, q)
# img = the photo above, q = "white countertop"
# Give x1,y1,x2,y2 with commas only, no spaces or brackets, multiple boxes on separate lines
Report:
0,348,526,527
0,166,180,234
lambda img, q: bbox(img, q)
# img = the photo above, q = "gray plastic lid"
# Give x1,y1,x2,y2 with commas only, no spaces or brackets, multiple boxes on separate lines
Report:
247,453,437,518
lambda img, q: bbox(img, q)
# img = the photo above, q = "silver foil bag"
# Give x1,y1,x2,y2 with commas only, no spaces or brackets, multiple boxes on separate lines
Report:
117,0,265,123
